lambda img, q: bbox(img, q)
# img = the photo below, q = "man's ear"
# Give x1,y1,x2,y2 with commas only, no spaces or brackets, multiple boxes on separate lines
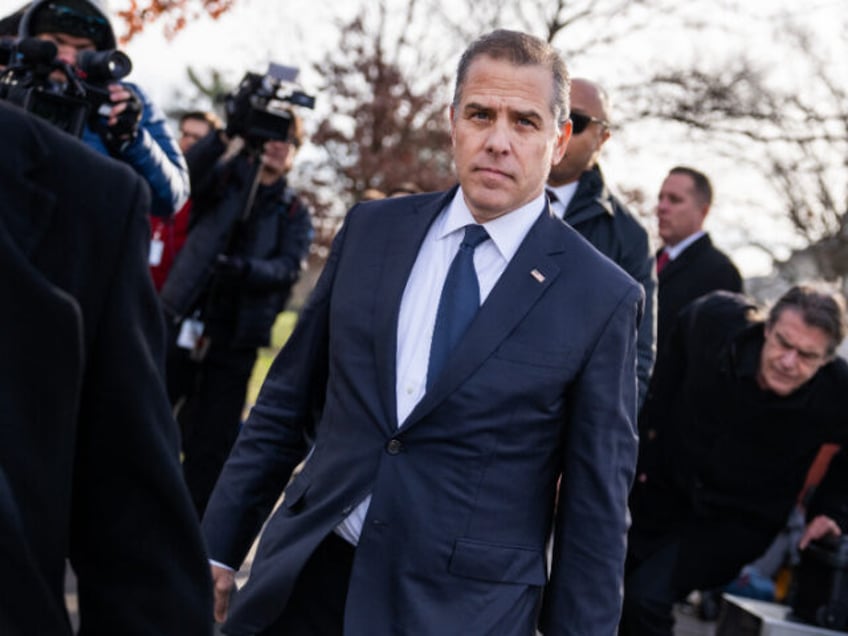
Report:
552,119,572,165
449,105,457,146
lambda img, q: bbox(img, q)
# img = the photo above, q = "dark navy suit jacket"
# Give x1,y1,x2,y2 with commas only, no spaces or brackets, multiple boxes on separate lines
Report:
203,188,643,635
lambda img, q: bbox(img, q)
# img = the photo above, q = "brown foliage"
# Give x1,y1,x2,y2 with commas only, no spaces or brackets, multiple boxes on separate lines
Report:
114,0,235,44
299,5,456,258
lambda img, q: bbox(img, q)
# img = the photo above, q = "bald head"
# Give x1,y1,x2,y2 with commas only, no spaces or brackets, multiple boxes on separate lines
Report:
548,78,611,186
571,78,610,122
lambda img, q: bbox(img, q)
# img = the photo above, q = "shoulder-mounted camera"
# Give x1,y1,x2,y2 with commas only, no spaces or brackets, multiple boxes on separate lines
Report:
224,63,315,151
0,37,131,137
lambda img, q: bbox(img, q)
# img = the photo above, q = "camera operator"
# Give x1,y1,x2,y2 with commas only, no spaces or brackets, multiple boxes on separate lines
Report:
159,107,313,519
17,0,189,218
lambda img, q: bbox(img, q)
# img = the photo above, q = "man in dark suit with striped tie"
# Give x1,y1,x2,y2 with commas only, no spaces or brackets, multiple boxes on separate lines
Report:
654,166,743,354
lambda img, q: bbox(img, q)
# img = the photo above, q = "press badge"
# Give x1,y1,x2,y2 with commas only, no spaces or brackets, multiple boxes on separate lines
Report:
177,317,205,350
148,236,164,266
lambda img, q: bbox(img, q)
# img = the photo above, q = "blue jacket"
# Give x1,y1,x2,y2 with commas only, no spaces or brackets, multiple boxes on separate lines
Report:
82,81,189,218
19,0,188,217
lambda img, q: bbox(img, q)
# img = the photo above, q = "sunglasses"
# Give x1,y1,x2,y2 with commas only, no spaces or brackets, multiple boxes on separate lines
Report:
570,111,608,135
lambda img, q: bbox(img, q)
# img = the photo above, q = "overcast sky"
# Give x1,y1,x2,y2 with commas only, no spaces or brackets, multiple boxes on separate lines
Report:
2,0,844,277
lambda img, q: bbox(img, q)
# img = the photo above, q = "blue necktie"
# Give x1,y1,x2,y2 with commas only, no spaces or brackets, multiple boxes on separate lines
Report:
427,224,490,389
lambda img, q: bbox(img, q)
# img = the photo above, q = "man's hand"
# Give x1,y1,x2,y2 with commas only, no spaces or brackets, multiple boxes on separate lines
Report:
101,83,142,152
215,253,250,279
211,563,236,623
799,514,842,550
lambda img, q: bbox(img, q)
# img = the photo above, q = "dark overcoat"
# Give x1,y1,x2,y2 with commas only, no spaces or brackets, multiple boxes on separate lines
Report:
0,102,212,635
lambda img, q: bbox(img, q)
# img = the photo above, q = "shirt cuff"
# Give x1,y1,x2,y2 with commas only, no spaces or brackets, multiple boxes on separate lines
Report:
209,559,235,572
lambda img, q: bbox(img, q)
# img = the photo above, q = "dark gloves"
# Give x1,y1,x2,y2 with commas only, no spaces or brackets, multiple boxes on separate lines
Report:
103,84,143,153
215,254,251,280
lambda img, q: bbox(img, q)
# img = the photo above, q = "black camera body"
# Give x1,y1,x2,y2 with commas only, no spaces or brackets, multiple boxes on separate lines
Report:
225,63,315,149
0,38,131,137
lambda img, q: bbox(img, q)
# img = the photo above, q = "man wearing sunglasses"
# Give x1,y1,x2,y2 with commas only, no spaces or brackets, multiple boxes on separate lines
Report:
547,78,655,407
622,285,848,635
17,0,189,219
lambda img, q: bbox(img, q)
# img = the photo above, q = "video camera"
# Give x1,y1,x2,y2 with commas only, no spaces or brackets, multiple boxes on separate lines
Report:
224,63,315,150
0,37,131,137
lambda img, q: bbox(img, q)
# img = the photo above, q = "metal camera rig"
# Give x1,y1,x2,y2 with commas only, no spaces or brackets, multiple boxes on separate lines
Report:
224,62,315,153
0,37,131,137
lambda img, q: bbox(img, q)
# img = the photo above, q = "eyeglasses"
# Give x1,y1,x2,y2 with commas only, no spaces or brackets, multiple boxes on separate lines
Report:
570,111,608,135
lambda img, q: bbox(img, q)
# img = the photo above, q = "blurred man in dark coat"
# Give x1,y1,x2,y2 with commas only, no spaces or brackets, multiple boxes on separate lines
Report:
0,101,212,635
623,286,848,636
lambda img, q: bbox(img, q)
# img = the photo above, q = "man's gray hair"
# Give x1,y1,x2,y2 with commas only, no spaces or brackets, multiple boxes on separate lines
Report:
452,29,570,126
768,284,847,356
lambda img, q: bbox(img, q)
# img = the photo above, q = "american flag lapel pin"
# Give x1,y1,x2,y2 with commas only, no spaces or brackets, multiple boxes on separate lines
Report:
530,269,545,283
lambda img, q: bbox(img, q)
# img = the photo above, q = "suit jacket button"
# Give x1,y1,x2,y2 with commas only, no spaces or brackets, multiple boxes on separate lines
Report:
386,439,403,455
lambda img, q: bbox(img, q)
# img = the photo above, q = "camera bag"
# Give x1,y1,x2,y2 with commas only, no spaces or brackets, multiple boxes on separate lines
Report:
791,535,848,631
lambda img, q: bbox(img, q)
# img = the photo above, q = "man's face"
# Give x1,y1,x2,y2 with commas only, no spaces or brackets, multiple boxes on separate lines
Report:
179,118,212,154
548,79,609,186
450,55,570,223
656,172,708,247
259,140,296,182
758,308,832,396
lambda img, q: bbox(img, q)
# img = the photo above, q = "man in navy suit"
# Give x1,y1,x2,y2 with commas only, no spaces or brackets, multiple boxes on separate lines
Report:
654,166,743,354
203,29,643,636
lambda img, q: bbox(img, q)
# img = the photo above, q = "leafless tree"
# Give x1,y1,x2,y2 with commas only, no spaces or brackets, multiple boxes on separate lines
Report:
618,11,848,291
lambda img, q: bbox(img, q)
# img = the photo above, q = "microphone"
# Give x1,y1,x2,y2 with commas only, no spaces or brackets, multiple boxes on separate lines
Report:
17,37,58,65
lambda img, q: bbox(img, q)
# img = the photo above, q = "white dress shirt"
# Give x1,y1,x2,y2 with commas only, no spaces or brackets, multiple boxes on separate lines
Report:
335,187,547,544
546,182,579,219
663,229,706,261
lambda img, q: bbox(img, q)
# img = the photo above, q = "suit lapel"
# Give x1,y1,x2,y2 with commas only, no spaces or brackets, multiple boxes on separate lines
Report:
400,206,564,430
658,234,710,283
372,189,456,431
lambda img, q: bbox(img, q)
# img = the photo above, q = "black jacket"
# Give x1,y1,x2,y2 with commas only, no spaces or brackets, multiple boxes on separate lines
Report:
160,134,313,349
631,291,848,588
563,165,656,406
656,233,743,354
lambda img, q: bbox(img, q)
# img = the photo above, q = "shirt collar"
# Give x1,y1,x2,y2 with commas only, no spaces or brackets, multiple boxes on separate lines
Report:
546,182,579,218
438,188,547,262
664,230,705,260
